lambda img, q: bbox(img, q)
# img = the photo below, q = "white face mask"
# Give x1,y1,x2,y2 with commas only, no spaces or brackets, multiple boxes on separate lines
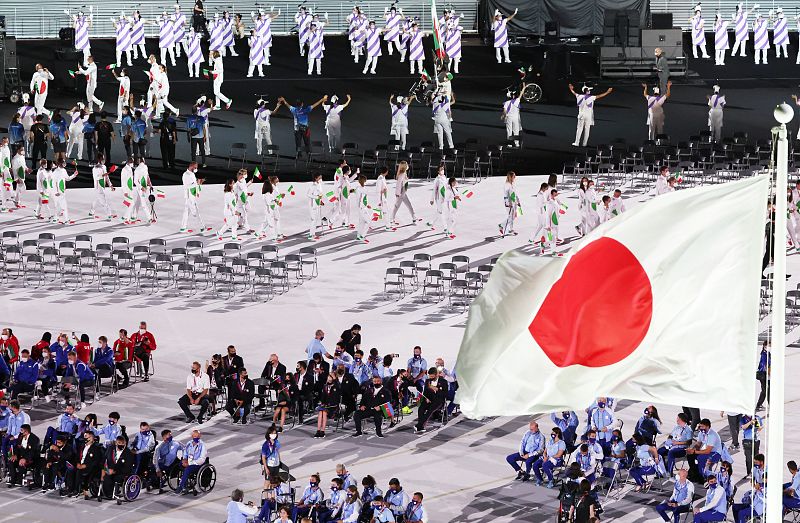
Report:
0,334,7,341
269,434,277,440
59,340,66,347
139,329,146,335
20,357,29,363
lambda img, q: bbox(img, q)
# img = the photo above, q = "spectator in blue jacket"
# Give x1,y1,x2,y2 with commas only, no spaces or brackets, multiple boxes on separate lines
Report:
51,333,74,375
37,346,57,400
9,349,38,399
63,350,96,408
92,336,115,381
0,350,11,389
153,429,183,493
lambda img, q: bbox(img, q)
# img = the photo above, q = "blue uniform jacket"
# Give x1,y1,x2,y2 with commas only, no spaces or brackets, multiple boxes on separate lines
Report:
14,359,39,384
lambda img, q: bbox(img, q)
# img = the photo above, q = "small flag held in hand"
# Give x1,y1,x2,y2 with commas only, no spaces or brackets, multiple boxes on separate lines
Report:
105,63,117,70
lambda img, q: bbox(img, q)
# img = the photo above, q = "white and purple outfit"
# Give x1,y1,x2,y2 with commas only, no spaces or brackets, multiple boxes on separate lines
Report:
493,17,510,63
254,14,274,65
691,11,710,58
295,9,312,56
731,6,750,57
384,9,403,56
646,93,666,140
446,21,463,73
248,34,267,77
573,92,595,146
172,9,187,58
707,92,726,142
74,14,92,65
113,17,133,66
390,100,410,149
131,13,147,59
184,30,204,77
713,18,729,65
159,13,176,66
209,16,226,60
432,96,453,149
348,12,367,61
222,15,237,56
503,97,521,143
307,26,324,75
408,27,424,74
362,25,382,74
773,12,789,58
753,15,770,64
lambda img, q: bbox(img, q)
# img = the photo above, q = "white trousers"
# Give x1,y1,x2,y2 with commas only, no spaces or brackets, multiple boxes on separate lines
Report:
236,205,251,231
391,193,417,222
332,190,351,226
357,206,370,238
692,43,709,58
732,39,747,57
755,48,768,64
174,42,182,57
228,43,238,57
116,48,133,66
363,56,378,74
132,43,147,60
501,203,517,235
248,64,264,77
117,96,126,121
391,126,408,150
789,215,800,248
34,93,49,116
54,194,69,222
67,129,84,160
434,119,454,149
429,199,444,229
86,85,103,111
35,193,53,218
255,125,272,155
160,46,176,66
308,206,322,236
531,214,548,245
259,208,277,239
409,59,424,74
181,197,205,229
273,207,282,237
575,117,591,146
495,46,510,63
218,212,239,239
715,49,726,65
445,203,457,235
450,56,461,73
776,43,788,58
159,91,179,115
188,62,201,77
214,77,231,105
90,187,112,217
505,115,521,140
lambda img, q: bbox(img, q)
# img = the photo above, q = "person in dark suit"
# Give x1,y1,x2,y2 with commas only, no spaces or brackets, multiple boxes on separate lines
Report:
226,367,255,424
76,430,105,500
43,434,77,493
256,354,287,411
310,352,330,377
294,361,315,424
99,435,134,500
353,375,392,438
8,424,41,488
314,373,341,438
655,47,670,93
335,366,359,422
222,345,245,382
414,368,448,434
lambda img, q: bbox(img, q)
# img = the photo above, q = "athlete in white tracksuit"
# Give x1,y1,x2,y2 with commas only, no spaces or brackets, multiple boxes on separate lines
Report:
427,166,447,231
0,140,15,211
111,69,131,123
156,65,180,117
323,95,351,152
500,173,520,237
355,177,372,242
375,169,390,230
120,157,137,222
332,164,358,228
50,161,79,224
389,95,411,150
569,84,613,147
258,180,278,241
217,180,240,240
76,57,104,112
254,99,280,155
131,159,153,223
432,94,455,150
307,174,325,239
30,65,54,116
10,147,27,208
34,160,54,220
211,52,232,109
443,177,460,239
529,183,550,247
180,163,209,232
234,170,254,234
89,156,114,219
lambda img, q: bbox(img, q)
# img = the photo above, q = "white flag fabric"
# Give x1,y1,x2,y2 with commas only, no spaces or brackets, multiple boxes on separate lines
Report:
455,175,768,418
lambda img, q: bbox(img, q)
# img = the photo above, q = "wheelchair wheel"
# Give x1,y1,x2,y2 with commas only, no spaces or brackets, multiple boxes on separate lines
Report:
196,463,216,493
522,83,542,103
167,466,182,492
119,475,141,504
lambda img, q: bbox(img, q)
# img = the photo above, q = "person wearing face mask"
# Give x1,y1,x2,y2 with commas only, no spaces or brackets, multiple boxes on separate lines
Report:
580,430,604,461
8,348,38,399
531,427,567,488
316,477,346,522
315,372,341,438
294,360,315,424
335,464,357,490
31,331,52,360
7,423,41,489
692,473,727,521
413,368,448,434
204,354,224,414
658,413,694,475
732,480,765,523
179,361,211,424
226,488,259,523
63,351,96,409
306,329,327,362
550,411,579,450
2,400,30,459
113,329,133,389
129,421,155,474
0,327,20,365
97,412,122,448
271,373,295,431
358,475,383,521
655,468,695,523
292,473,325,521
37,346,57,401
686,419,731,482
43,433,77,494
406,346,428,393
152,429,182,493
76,430,104,500
0,348,10,389
353,375,392,438
629,433,660,491
178,430,207,494
385,478,409,520
261,425,282,481
130,321,157,381
325,342,355,372
226,367,255,425
99,435,133,500
257,474,293,522
370,495,395,522
589,397,616,455
350,349,371,385
608,430,627,463
740,414,763,476
51,333,74,376
404,492,428,523
222,344,245,382
43,403,79,448
434,357,458,416
91,336,115,384
256,353,287,412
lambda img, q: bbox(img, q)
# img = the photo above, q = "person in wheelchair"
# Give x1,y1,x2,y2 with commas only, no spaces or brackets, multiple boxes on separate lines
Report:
43,434,78,495
316,477,346,523
91,336,116,384
151,429,183,494
177,429,207,495
226,367,255,425
97,411,123,448
76,430,104,500
413,368,447,434
314,372,341,438
7,423,41,489
99,435,134,501
272,374,296,431
129,421,156,474
256,474,292,523
291,473,325,521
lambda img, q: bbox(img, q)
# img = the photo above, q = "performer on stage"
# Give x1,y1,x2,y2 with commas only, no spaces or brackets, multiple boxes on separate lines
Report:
323,95,351,152
252,8,279,66
172,4,187,59
217,178,240,241
30,65,54,116
713,12,730,65
156,65,180,117
544,188,565,250
643,81,672,140
499,171,519,237
689,4,710,59
445,17,463,74
492,9,518,64
110,68,131,123
731,3,755,57
158,10,177,67
307,22,325,75
502,87,524,147
34,159,53,221
389,94,412,150
407,23,425,75
362,21,383,75
306,173,325,241
348,6,367,63
569,83,612,147
355,175,372,243
390,161,419,226
112,13,133,67
295,6,313,57
69,7,93,66
184,27,204,78
77,56,104,113
222,11,238,57
384,5,403,57
654,47,670,93
753,10,770,64
209,13,225,61
130,11,147,61
90,154,115,220
254,98,281,155
773,8,789,58
707,85,726,142
248,29,267,77
443,176,460,240
67,104,88,160
432,93,455,150
211,51,233,110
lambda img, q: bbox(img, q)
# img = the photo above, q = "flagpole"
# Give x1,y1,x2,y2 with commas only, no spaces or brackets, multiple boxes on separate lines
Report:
766,103,791,522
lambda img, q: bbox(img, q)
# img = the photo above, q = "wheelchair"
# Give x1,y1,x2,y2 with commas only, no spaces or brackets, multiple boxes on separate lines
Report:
115,474,143,505
504,65,543,103
168,460,216,495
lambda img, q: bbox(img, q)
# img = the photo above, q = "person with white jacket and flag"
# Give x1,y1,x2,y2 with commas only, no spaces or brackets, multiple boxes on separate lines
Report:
427,164,447,231
390,161,419,226
34,159,53,221
110,68,131,123
258,178,278,241
180,162,209,233
443,176,461,239
217,179,240,241
306,173,325,240
331,162,358,228
529,182,550,248
499,171,520,237
50,159,79,224
29,65,54,117
76,56,104,113
89,154,115,220
355,175,372,243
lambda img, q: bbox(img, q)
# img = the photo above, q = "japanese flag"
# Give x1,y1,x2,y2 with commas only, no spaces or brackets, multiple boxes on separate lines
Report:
455,176,768,418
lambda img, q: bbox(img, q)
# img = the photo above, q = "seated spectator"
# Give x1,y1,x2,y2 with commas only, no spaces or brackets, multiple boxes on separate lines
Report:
659,413,695,475
96,411,122,447
51,333,74,375
404,492,428,523
294,360,314,424
0,397,8,431
257,474,292,523
692,473,727,522
272,374,295,431
389,368,413,415
177,430,207,494
784,460,800,511
714,460,733,500
414,367,447,434
573,444,598,485
206,354,224,412
732,480,764,523
752,453,765,486
655,468,694,523
112,329,133,388
31,331,52,360
37,346,57,400
225,367,255,424
129,421,156,474
178,361,211,424
1,327,21,364
435,357,459,416
406,346,428,392
256,353,286,411
74,333,92,364
589,397,615,455
261,425,281,478
0,352,10,389
8,423,41,488
42,433,77,494
76,430,104,500
152,429,183,493
311,351,331,381
686,419,731,482
226,488,258,522
8,348,38,399
62,351,96,408
336,365,359,421
386,478,410,520
506,420,545,482
274,506,294,523
317,477,346,523
371,495,395,522
353,375,391,438
292,473,324,521
99,435,133,500
336,463,357,490
315,372,341,438
325,342,354,371
628,406,662,459
1,400,31,459
377,354,394,382
629,433,661,491
77,413,100,444
366,347,382,377
91,336,115,383
131,321,157,381
608,430,627,465
222,344,244,382
582,430,604,460
360,474,383,521
340,485,362,522
43,403,79,448
531,426,567,488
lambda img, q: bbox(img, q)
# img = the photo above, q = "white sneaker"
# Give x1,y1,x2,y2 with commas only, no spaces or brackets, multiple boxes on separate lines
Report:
98,101,105,111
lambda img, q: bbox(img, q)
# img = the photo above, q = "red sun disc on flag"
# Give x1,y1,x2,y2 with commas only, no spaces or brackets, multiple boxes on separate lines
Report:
529,237,653,368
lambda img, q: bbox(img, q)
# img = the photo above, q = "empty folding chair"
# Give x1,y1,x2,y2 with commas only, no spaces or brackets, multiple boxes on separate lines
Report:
136,261,158,294
170,247,188,264
186,240,204,261
35,232,55,250
99,259,121,292
1,230,21,251
174,263,197,296
21,239,40,257
132,245,151,265
115,251,136,286
448,279,470,311
284,254,304,282
41,247,60,282
79,250,99,283
60,255,83,290
298,247,318,278
261,244,280,262
58,241,76,258
399,260,419,290
270,261,290,293
212,266,235,299
4,245,22,279
421,270,445,302
438,262,457,287
192,256,213,289
384,267,406,298
465,271,484,296
75,234,93,254
231,258,251,293
149,238,168,254
251,267,274,301
153,253,174,289
477,264,493,283
413,253,433,273
22,254,45,288
452,255,470,273
111,236,130,253
223,242,242,260
95,243,113,261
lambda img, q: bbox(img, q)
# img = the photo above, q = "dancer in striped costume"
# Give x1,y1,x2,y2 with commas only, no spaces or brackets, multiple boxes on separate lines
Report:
307,23,325,76
407,23,424,75
130,11,147,61
569,83,612,147
112,14,133,67
492,9,518,63
29,64,54,116
159,10,177,67
70,8,93,66
731,3,755,57
445,16,463,74
295,6,312,57
772,8,789,58
707,85,726,142
208,14,225,63
348,7,367,63
248,29,267,78
184,28,204,77
753,10,769,64
713,12,729,66
252,9,280,66
222,11,238,57
689,4,710,59
172,4,186,59
384,6,404,57
361,21,383,75
794,13,800,63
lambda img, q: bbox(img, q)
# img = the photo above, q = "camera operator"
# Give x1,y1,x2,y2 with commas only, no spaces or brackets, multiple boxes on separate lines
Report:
130,321,157,382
